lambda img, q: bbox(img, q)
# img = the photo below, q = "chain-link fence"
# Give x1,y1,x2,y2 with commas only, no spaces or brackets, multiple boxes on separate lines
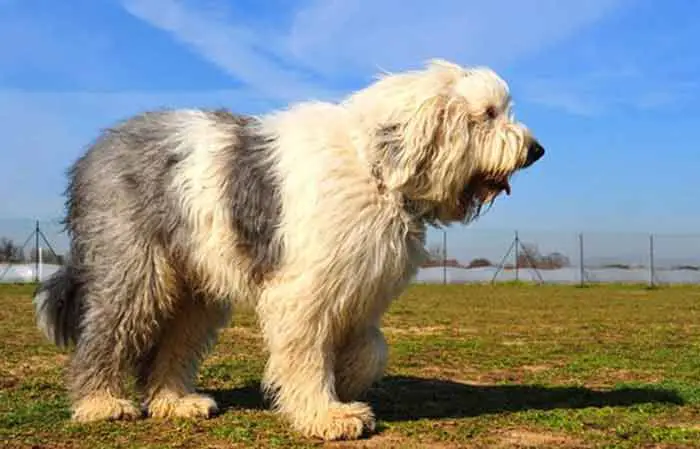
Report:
0,219,68,283
418,228,700,286
1,219,699,286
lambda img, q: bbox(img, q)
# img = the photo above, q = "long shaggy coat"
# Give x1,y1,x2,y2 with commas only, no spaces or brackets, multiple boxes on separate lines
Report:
34,59,544,441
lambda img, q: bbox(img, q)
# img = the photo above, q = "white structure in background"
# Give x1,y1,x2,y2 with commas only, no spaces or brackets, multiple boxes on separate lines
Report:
0,263,61,283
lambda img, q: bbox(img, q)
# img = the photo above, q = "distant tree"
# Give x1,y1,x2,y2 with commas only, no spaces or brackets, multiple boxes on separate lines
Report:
517,243,570,269
0,237,24,262
427,243,445,262
0,238,13,262
541,252,570,269
517,243,541,268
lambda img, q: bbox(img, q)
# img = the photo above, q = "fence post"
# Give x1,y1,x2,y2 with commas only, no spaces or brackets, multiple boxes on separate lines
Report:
34,220,40,283
514,230,519,282
649,233,655,288
579,232,585,287
442,230,447,285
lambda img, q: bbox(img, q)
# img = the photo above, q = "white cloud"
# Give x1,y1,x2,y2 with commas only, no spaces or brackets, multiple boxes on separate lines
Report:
120,0,624,101
120,0,698,119
121,0,342,103
520,87,601,117
519,72,699,117
287,0,623,75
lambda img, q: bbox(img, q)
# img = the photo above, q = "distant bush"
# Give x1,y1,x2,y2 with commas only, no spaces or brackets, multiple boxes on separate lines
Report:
468,258,493,268
672,265,700,271
422,258,463,268
419,242,572,271
601,263,631,270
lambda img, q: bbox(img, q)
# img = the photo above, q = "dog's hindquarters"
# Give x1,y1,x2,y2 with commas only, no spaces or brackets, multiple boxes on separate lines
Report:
47,111,195,421
48,109,265,422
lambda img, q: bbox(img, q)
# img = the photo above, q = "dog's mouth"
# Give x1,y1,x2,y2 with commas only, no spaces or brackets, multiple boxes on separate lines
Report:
445,172,513,222
462,172,512,206
431,172,514,223
479,175,512,199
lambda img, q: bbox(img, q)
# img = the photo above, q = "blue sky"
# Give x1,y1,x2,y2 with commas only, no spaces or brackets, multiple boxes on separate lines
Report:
1,0,699,260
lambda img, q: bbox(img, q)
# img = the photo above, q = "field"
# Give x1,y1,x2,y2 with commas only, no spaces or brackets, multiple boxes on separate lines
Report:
2,283,700,448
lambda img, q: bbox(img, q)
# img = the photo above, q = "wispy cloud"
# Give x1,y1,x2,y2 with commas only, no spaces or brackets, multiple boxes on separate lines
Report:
287,0,624,75
520,68,699,117
120,0,624,102
514,1,700,117
521,86,601,117
121,0,341,103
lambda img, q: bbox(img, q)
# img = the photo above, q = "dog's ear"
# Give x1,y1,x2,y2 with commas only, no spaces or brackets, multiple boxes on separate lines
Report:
375,94,470,199
375,94,448,195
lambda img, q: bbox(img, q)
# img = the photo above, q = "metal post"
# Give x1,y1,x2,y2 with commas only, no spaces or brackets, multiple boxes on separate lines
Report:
491,238,516,284
39,239,43,281
649,233,655,288
579,233,585,287
34,220,40,283
442,230,447,285
514,231,519,282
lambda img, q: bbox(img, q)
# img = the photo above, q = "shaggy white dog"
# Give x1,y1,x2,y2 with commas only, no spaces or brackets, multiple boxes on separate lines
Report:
33,59,544,440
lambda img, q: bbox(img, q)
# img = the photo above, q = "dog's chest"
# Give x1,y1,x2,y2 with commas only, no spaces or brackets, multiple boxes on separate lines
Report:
329,218,427,321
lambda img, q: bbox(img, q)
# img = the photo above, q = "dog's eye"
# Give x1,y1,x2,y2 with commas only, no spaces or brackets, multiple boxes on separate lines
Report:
485,105,498,120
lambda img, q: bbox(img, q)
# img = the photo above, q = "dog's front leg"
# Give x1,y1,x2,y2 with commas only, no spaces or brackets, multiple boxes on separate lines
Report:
257,296,376,441
335,325,388,402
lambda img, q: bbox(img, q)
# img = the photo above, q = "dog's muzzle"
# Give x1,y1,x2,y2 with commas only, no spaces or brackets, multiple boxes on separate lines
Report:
522,139,545,168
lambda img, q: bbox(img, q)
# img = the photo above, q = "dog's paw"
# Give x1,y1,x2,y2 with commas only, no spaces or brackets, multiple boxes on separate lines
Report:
299,401,376,441
72,394,141,423
148,393,218,419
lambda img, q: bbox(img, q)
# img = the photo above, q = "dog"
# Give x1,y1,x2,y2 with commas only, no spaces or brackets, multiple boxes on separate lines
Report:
33,59,544,440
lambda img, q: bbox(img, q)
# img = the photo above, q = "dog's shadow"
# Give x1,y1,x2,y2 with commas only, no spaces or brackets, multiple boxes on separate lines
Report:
203,375,684,422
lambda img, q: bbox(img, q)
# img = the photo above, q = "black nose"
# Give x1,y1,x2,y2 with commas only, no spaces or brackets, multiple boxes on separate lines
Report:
523,139,545,168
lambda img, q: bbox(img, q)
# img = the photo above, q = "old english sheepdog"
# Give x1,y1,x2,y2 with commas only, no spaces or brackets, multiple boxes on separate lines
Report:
33,59,544,440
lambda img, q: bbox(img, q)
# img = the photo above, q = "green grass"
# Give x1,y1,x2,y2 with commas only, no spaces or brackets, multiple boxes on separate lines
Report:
2,282,700,448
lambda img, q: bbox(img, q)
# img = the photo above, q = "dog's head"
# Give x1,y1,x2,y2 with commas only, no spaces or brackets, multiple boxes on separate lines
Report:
346,59,544,225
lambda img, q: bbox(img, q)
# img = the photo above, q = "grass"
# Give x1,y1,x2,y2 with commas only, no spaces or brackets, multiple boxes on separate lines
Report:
2,282,700,448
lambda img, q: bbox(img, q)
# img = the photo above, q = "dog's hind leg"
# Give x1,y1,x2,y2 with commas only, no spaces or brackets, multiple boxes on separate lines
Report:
334,326,388,402
258,289,376,441
69,243,178,423
136,296,230,419
68,295,143,423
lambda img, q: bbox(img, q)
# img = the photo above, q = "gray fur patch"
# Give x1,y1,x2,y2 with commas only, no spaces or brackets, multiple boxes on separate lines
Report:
65,110,187,250
210,111,283,283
